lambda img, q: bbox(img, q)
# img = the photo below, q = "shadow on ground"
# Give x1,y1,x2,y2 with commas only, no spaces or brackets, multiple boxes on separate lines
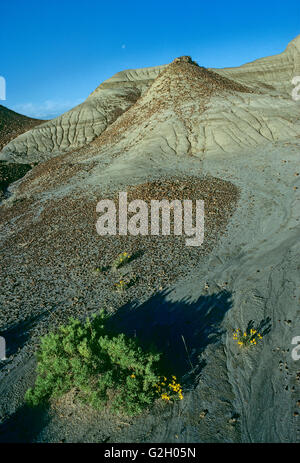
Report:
0,307,57,364
107,289,233,381
0,405,50,443
245,317,272,338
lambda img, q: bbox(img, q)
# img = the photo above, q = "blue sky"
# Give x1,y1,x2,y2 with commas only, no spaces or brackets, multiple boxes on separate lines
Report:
1,0,299,119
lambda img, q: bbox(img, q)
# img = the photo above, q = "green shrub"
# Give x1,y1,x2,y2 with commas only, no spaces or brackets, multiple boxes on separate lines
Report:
25,311,162,416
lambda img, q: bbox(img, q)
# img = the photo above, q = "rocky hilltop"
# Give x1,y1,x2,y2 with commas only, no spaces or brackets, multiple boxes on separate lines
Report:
0,37,299,443
1,35,300,164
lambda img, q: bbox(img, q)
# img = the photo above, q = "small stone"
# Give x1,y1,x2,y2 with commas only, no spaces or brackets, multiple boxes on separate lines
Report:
199,409,208,419
228,413,240,424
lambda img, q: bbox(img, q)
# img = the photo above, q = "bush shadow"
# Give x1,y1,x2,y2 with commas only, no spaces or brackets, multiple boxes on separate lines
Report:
245,317,272,337
0,404,50,443
0,307,57,364
106,289,233,381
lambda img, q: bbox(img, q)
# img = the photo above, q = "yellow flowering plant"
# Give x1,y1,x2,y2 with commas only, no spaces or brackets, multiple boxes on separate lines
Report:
233,327,263,348
154,375,183,402
114,275,137,293
115,279,127,293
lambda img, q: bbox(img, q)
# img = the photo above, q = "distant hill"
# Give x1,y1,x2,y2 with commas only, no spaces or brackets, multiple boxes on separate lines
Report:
1,35,300,164
0,105,45,152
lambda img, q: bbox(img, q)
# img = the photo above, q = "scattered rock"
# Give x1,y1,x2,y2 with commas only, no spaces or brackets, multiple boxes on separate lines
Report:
199,409,208,419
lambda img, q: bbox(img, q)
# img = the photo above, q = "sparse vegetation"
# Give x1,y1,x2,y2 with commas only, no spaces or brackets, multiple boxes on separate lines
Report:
114,279,127,292
233,327,263,348
25,311,165,416
114,275,137,293
92,265,107,275
111,251,132,270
